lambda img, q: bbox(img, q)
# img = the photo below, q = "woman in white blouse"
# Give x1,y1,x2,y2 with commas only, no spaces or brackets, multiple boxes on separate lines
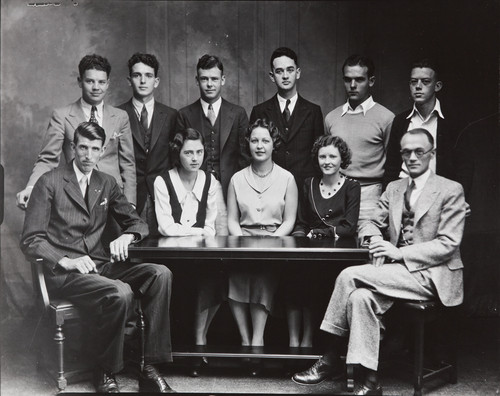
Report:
154,127,226,376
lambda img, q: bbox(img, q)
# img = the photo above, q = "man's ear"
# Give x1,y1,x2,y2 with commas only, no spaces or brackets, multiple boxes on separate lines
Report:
127,76,132,86
368,76,376,87
195,75,200,87
296,67,301,80
268,71,275,83
435,80,443,93
221,75,226,86
77,77,82,88
154,77,160,88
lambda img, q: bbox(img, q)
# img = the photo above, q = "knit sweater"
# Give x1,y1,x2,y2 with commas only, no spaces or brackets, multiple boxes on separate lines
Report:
325,103,394,184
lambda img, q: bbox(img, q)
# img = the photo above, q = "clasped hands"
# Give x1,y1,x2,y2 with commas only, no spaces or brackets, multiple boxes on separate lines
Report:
57,234,135,274
368,236,403,267
307,228,336,239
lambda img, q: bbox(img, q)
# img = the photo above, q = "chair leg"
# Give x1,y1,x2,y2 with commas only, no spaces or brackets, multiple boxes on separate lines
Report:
413,319,424,396
136,302,145,372
54,324,67,391
346,364,355,392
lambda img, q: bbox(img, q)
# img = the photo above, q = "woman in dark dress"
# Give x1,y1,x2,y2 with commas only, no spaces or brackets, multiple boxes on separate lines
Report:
287,135,360,348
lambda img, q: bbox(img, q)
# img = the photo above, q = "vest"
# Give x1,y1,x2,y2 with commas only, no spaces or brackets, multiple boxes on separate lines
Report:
201,112,221,180
398,205,415,247
160,171,212,228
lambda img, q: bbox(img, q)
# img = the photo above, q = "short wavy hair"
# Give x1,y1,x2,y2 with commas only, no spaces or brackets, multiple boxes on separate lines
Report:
169,128,205,169
78,54,111,78
73,122,106,146
244,118,282,156
127,53,160,76
311,135,352,171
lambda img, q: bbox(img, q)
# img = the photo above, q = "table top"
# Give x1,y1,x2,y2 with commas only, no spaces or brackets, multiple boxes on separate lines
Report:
129,235,369,261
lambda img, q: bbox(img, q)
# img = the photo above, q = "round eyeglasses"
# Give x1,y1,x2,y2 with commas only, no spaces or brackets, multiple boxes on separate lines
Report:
400,147,434,159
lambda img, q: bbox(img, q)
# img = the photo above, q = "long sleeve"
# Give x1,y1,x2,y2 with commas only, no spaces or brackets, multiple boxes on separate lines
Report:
26,109,66,188
116,114,137,205
236,108,251,169
334,180,361,237
203,176,220,236
292,180,312,236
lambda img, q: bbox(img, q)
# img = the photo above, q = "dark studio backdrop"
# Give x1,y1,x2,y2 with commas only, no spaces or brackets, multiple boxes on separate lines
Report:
1,0,499,342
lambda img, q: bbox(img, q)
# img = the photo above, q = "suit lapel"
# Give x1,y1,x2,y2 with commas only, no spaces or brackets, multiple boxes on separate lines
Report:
67,100,86,131
149,102,166,150
63,164,88,214
287,96,309,142
87,172,105,212
124,100,146,151
267,96,287,140
219,99,235,151
102,103,118,149
391,179,406,238
413,173,439,225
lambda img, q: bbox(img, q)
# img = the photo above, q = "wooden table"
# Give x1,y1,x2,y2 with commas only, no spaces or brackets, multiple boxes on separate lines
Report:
129,235,369,360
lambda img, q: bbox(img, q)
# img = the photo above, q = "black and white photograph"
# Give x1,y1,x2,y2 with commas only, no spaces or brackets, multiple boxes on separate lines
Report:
1,0,499,395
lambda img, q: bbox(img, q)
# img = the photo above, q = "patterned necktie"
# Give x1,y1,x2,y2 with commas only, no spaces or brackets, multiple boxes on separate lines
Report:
283,99,291,124
140,105,151,150
404,180,416,210
207,104,217,126
89,106,98,124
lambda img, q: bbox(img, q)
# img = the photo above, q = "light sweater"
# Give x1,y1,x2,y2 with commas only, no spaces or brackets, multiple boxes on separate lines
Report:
325,103,394,184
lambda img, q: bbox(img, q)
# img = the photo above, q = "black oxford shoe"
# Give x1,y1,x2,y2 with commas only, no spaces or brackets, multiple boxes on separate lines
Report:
353,382,383,395
94,369,119,393
292,357,343,385
139,364,176,393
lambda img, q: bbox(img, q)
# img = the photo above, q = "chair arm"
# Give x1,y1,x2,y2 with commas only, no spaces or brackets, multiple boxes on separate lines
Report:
30,258,51,312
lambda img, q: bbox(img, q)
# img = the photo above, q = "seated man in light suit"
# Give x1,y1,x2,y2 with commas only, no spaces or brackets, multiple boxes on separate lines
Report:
16,54,136,209
20,122,173,393
292,128,466,395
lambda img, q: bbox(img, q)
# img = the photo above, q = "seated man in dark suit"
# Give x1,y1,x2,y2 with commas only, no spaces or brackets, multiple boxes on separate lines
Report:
20,122,174,393
293,128,466,395
119,53,178,235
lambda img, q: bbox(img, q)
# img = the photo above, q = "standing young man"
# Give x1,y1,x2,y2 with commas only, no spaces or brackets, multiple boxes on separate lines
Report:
16,54,136,209
119,53,178,233
325,55,394,226
250,47,324,192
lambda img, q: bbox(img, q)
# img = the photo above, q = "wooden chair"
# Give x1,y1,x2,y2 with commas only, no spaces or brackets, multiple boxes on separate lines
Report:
346,300,458,396
30,258,146,391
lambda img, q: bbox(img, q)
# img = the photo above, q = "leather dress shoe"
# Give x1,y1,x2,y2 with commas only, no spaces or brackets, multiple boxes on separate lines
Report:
94,369,119,393
189,356,209,377
353,382,383,395
139,364,175,393
292,357,343,385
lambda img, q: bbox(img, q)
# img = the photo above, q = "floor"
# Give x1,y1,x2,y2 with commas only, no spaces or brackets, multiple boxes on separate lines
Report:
1,315,499,395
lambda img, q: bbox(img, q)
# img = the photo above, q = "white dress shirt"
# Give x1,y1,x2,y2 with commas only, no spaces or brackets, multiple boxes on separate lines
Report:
341,96,376,116
277,93,298,115
200,97,222,120
407,168,432,207
80,99,104,126
132,97,155,129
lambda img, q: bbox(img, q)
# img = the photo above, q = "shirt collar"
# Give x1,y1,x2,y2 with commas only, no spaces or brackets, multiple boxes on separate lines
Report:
277,93,298,114
132,97,155,117
406,98,444,121
341,96,375,116
200,97,222,117
171,168,207,202
409,168,432,190
73,160,93,185
80,98,104,118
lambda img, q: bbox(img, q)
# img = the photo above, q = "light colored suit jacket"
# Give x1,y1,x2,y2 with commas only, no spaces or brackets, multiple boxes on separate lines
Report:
21,162,148,290
359,172,466,306
27,100,137,204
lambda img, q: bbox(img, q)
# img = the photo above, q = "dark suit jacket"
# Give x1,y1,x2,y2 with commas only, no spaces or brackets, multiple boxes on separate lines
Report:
383,107,460,188
176,98,249,198
118,100,178,213
359,172,466,306
26,100,137,204
250,95,324,189
20,162,148,290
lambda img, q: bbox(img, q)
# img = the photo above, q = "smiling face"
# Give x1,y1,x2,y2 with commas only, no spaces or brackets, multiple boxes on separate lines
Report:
409,67,442,107
343,64,374,108
78,69,109,106
196,67,225,104
71,135,104,175
269,55,301,96
128,62,159,102
249,126,273,163
179,139,205,173
317,144,342,176
400,132,435,178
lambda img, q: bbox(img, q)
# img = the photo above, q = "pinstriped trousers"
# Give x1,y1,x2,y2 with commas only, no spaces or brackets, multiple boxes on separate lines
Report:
320,263,435,371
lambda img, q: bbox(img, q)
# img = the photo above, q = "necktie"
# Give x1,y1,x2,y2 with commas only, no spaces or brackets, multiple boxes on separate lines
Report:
140,105,151,150
207,104,217,126
283,99,291,124
404,180,416,210
89,106,98,124
79,175,88,197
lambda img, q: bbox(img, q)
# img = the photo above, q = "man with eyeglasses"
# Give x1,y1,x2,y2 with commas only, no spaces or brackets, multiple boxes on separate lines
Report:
292,128,466,395
118,53,178,234
383,58,459,187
